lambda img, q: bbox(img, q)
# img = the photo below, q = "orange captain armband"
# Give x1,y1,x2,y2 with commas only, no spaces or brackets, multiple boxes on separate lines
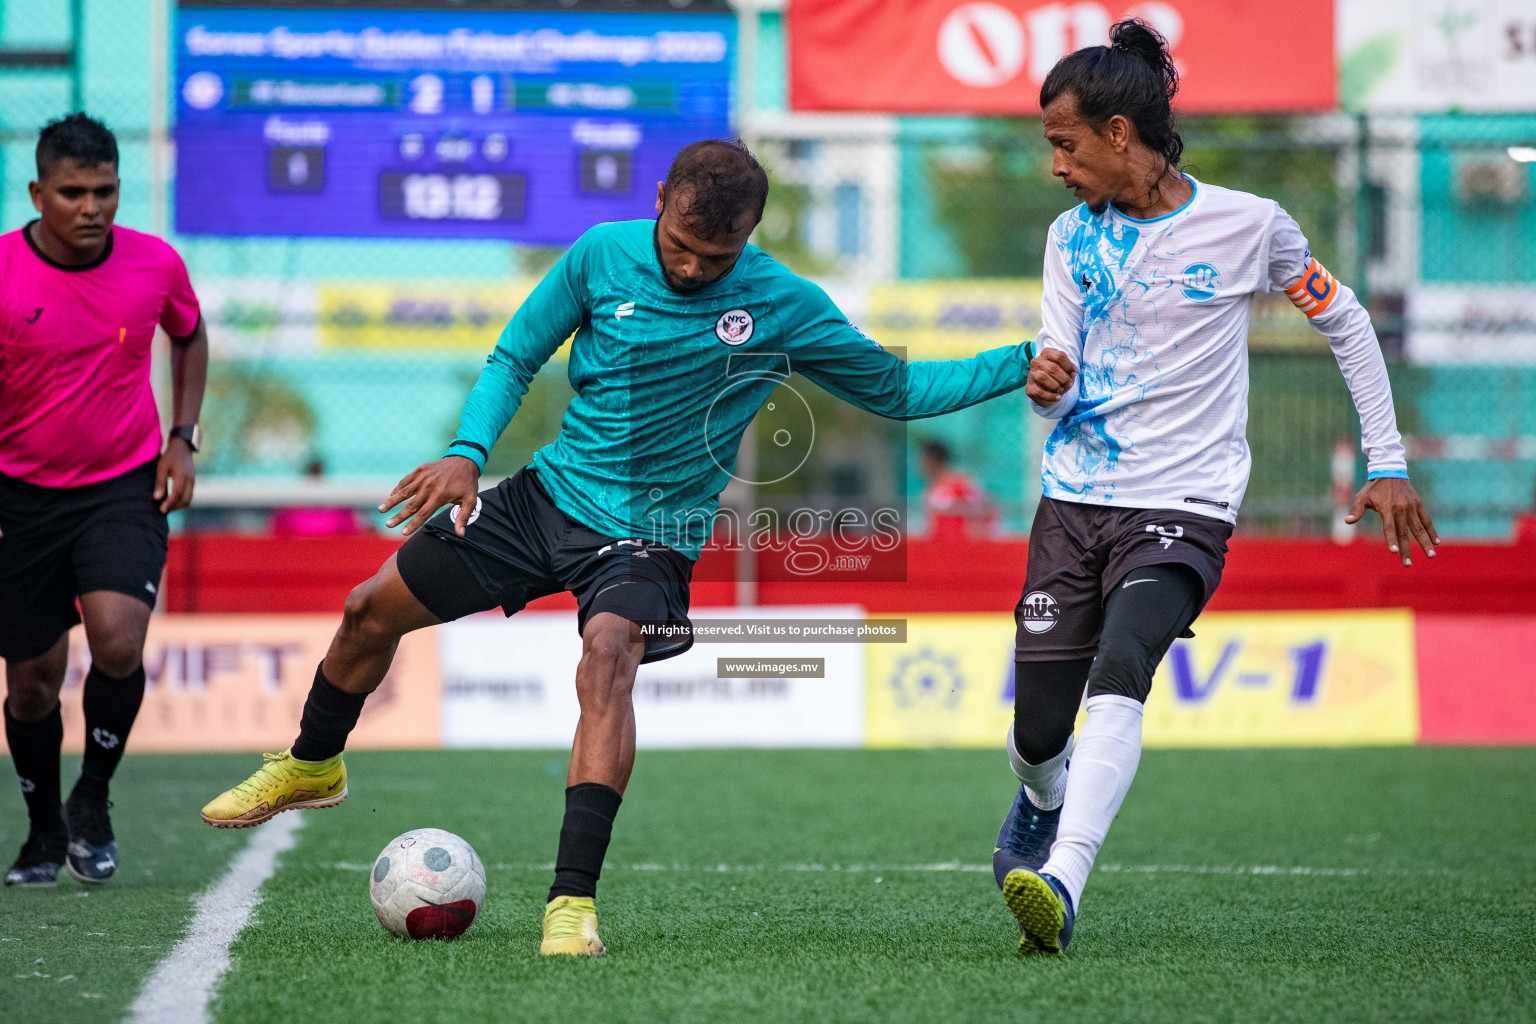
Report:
1284,257,1339,318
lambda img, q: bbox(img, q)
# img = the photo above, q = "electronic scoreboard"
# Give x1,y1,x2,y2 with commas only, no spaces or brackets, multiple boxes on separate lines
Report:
174,1,734,243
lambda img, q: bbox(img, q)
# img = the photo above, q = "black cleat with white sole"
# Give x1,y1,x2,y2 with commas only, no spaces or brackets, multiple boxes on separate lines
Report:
5,827,67,887
64,788,117,884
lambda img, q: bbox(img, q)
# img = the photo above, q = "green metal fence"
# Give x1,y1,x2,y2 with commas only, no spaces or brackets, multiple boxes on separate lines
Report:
2,1,1532,538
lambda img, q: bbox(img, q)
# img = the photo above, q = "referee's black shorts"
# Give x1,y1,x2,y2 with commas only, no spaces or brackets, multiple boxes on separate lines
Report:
396,467,695,664
0,458,168,662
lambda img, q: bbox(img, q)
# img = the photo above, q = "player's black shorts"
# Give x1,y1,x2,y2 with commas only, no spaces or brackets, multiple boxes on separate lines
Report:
0,458,168,662
1014,496,1232,662
396,467,695,664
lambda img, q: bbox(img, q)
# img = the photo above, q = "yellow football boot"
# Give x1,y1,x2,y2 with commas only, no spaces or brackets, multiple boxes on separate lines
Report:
200,750,347,828
540,895,606,956
1003,867,1075,955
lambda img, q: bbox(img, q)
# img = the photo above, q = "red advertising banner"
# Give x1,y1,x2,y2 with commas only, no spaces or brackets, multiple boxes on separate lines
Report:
1415,615,1536,745
788,0,1335,115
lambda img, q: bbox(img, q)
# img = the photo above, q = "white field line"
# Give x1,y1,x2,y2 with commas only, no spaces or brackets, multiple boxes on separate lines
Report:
327,859,1430,877
126,814,303,1024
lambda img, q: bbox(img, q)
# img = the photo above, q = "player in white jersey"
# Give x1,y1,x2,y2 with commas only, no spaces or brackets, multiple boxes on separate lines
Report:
992,20,1439,955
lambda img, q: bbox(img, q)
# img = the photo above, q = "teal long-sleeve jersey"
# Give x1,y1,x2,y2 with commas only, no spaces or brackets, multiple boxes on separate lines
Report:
447,219,1030,559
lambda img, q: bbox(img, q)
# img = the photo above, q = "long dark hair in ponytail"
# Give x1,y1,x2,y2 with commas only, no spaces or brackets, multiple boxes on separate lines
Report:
1039,19,1184,174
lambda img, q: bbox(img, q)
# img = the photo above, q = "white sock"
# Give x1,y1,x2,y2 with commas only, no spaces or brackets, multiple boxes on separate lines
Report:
1041,693,1145,911
1006,729,1074,811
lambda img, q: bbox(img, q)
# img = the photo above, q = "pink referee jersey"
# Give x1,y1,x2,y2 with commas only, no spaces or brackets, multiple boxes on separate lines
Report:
0,223,201,488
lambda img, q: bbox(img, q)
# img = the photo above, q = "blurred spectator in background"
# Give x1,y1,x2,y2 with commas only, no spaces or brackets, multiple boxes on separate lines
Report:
919,439,996,541
269,458,364,537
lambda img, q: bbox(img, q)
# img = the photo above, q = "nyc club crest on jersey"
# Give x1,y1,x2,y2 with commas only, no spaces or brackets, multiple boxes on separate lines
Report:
715,308,754,346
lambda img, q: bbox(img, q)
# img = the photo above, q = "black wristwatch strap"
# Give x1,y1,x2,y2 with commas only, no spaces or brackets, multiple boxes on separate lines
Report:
170,424,201,452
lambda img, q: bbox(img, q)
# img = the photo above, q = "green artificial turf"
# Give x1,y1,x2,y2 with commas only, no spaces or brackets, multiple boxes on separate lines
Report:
4,748,1535,1023
215,747,1536,1024
0,753,271,1024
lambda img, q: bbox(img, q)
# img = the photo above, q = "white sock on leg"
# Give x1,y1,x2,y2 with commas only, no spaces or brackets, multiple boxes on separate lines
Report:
1041,693,1145,911
1006,729,1074,811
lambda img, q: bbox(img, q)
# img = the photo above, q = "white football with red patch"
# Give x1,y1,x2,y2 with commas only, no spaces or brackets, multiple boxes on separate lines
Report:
369,828,486,940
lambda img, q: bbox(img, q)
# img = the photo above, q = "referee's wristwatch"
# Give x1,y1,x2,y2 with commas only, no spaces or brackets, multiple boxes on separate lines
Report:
169,424,202,453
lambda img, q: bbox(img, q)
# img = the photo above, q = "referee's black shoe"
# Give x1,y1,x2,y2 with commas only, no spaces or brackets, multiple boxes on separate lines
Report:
4,826,67,887
64,785,117,885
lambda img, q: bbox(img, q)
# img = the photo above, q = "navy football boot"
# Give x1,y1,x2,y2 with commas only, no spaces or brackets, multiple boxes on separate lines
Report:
992,782,1063,889
5,826,67,887
64,787,117,884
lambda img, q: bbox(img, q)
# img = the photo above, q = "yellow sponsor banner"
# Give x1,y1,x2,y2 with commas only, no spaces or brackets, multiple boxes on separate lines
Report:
866,610,1418,748
864,280,1043,360
865,614,1016,748
319,281,560,351
0,616,440,754
1143,609,1418,746
318,278,1044,357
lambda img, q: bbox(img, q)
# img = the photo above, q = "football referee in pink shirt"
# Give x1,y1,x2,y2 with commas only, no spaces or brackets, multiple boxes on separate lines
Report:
0,114,207,886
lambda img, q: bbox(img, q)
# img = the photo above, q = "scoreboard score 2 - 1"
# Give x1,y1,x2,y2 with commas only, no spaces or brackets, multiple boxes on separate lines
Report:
174,1,734,243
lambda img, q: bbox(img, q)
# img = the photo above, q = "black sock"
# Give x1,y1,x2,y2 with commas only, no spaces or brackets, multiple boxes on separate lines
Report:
75,664,147,800
290,664,367,762
4,701,65,835
548,783,623,901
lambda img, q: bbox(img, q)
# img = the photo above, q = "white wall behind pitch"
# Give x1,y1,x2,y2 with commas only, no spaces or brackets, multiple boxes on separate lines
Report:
440,606,867,749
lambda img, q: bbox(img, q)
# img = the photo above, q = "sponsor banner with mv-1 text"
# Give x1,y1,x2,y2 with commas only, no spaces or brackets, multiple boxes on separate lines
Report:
441,606,876,749
865,610,1419,747
0,616,441,754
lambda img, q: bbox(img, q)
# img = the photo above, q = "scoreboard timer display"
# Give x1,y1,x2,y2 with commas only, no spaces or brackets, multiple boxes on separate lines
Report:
174,1,734,243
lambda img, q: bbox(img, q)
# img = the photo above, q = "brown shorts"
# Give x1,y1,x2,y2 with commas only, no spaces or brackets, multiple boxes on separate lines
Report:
1013,497,1232,662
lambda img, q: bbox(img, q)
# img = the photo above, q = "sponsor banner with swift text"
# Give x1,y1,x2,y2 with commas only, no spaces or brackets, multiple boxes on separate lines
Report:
866,610,1419,748
0,616,440,754
440,607,867,749
789,0,1335,115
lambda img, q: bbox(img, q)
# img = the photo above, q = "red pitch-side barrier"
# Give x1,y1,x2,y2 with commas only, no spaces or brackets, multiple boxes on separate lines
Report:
1415,615,1536,744
164,533,1536,615
157,532,1536,745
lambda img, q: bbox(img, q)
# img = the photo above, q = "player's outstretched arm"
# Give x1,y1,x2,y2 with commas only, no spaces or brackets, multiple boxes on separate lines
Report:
1267,206,1435,567
405,242,587,538
797,333,1033,420
379,454,480,538
1345,477,1439,568
781,278,1034,419
445,229,598,472
889,229,1086,420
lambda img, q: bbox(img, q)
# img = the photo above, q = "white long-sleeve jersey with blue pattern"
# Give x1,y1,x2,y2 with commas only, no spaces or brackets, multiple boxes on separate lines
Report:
1031,177,1408,524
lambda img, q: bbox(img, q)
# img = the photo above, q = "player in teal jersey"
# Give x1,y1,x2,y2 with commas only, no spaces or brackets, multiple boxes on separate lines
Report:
201,140,1034,954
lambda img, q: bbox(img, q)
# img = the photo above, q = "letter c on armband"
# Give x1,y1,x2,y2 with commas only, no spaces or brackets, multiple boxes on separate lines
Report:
1284,257,1338,318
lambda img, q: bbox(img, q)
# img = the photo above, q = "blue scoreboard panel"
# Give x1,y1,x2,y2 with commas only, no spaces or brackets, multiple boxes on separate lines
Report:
174,1,735,243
